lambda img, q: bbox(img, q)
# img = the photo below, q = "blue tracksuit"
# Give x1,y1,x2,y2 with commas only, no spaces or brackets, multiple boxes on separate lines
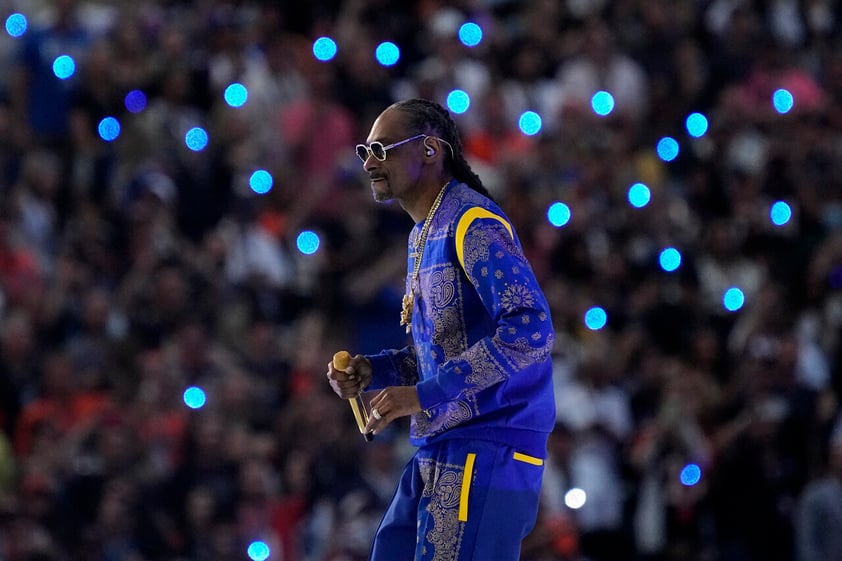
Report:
365,181,556,560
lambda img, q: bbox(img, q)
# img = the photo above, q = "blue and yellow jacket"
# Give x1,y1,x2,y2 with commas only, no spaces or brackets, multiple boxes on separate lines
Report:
365,181,556,459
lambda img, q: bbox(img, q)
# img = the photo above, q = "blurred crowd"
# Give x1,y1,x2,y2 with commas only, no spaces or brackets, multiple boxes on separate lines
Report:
1,0,842,560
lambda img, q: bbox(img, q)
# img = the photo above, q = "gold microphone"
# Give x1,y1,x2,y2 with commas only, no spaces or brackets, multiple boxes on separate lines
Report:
333,351,373,441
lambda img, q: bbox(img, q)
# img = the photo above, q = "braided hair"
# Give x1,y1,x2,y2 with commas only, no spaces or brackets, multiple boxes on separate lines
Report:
391,98,494,201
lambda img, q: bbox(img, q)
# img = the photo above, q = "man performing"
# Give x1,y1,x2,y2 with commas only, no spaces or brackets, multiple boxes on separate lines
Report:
327,98,556,561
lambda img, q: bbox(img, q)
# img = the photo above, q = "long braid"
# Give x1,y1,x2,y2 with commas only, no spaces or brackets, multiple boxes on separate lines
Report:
392,98,495,201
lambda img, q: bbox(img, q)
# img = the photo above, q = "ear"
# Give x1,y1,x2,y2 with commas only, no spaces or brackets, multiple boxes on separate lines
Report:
423,137,435,157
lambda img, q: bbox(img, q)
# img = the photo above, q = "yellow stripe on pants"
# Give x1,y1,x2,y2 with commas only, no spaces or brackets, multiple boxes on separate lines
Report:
458,453,476,522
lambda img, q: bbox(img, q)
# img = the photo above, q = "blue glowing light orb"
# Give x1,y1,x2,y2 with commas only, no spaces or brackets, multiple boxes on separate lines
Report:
247,541,271,561
125,90,147,113
312,37,337,62
224,83,249,107
98,117,121,142
459,22,483,47
53,55,76,79
185,127,209,151
680,463,702,486
627,183,651,208
5,13,27,37
723,287,745,312
249,170,273,194
183,386,207,409
772,88,794,114
547,202,571,228
685,112,709,138
519,111,542,136
297,230,320,255
659,247,682,272
656,137,679,162
446,90,470,114
375,41,400,66
591,91,615,116
770,201,792,226
584,306,608,331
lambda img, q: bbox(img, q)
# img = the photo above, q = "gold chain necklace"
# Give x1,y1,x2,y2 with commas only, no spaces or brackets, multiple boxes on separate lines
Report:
400,181,450,333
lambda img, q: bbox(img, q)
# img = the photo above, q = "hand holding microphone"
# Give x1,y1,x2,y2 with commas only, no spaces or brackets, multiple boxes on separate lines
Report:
332,351,373,441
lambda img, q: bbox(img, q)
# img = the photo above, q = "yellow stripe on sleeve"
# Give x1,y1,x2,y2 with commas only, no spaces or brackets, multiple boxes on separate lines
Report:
455,207,514,274
458,452,477,522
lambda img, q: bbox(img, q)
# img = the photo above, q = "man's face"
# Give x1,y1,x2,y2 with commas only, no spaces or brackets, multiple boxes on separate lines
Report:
361,108,424,203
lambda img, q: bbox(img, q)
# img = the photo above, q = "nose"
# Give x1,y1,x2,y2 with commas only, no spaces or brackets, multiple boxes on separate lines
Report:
363,152,379,171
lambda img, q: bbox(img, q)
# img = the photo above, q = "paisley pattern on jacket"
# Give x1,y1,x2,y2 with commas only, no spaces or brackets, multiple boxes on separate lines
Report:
365,181,556,451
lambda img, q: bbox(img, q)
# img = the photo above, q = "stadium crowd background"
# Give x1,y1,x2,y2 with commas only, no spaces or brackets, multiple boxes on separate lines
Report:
1,0,842,560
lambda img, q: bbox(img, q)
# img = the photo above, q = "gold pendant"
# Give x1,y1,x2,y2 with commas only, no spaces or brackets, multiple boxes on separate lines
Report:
400,293,413,333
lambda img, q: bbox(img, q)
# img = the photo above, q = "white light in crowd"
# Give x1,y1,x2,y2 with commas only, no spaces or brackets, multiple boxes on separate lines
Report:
564,488,587,509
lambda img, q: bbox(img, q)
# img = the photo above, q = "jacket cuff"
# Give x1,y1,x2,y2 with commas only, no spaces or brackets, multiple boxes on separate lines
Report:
416,373,453,412
364,352,397,390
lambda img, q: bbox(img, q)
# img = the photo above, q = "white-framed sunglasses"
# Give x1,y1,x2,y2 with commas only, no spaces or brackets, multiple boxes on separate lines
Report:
355,134,453,162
